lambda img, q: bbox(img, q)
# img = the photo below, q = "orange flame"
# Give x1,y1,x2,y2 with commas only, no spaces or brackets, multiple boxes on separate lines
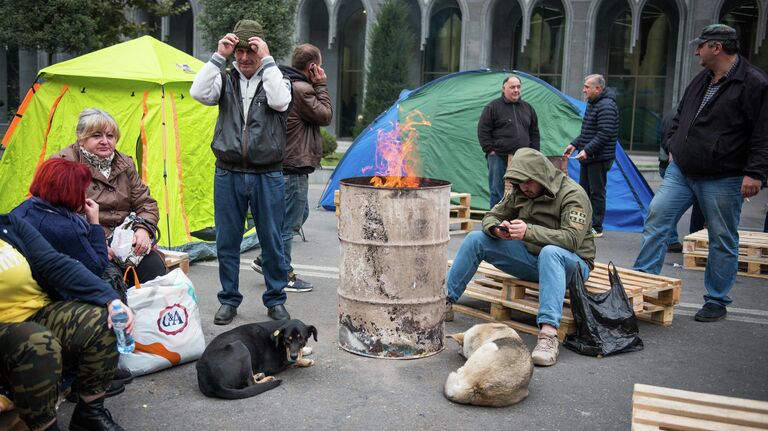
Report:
366,110,431,188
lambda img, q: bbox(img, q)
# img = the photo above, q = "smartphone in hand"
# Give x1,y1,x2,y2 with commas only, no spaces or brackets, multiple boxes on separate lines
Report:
494,225,509,233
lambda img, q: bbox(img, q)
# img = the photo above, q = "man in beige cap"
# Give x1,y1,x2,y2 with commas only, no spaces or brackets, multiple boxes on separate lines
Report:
190,20,293,324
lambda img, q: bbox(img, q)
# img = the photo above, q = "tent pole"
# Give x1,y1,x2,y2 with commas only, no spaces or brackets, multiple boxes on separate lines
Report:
161,85,171,249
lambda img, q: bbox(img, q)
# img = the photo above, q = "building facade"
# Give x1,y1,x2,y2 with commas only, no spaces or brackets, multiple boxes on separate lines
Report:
2,0,765,152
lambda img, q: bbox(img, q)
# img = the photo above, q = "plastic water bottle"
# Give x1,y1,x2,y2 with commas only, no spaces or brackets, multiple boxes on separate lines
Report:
111,301,135,354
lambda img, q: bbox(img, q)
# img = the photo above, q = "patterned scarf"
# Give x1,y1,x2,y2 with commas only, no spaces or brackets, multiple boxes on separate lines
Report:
78,144,115,179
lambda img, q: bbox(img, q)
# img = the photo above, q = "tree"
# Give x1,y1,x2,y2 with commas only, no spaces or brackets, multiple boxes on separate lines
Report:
197,0,299,61
0,0,188,63
0,0,95,63
362,0,414,124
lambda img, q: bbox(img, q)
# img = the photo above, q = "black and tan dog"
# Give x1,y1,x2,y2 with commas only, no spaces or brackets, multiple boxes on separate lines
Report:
196,319,317,399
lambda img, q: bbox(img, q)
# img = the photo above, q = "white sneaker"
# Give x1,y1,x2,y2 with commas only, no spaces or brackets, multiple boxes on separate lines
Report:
531,332,559,366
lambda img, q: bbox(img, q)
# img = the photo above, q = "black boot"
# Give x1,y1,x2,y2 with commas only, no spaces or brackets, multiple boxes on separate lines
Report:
69,395,124,431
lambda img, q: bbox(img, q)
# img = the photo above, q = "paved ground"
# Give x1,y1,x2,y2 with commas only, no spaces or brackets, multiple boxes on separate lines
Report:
50,183,768,431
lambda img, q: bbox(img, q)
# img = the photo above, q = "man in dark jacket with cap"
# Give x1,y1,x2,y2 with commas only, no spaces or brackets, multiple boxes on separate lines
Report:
633,24,768,322
190,20,293,324
563,74,619,237
251,43,333,293
445,148,596,367
477,75,540,208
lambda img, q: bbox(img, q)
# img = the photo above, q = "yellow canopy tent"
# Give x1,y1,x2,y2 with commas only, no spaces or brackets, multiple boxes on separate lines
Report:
0,36,218,247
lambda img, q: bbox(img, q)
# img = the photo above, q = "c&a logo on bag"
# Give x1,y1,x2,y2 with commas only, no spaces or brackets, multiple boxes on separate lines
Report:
157,303,189,335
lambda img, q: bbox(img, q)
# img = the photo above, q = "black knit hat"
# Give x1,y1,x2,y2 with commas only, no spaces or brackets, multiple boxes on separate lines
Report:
690,24,737,45
233,20,264,49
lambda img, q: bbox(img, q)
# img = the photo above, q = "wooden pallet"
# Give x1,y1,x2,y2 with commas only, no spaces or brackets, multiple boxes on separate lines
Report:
632,383,768,430
449,192,474,235
161,249,190,274
683,229,768,279
449,260,681,340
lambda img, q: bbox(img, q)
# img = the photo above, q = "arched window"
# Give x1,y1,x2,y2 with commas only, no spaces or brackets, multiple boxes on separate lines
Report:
720,0,767,70
596,0,678,152
517,0,565,89
402,0,422,87
337,1,366,137
489,0,523,70
167,2,194,54
299,0,330,45
424,0,461,83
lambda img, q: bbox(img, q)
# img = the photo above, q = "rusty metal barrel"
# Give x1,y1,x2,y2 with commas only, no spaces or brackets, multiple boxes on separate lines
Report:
337,176,450,359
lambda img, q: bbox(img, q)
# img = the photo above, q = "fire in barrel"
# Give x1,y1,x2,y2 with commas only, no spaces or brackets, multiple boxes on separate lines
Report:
337,111,450,359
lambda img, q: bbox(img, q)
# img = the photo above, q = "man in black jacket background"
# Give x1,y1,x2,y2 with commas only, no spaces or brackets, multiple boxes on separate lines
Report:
563,74,619,237
477,75,540,208
634,24,768,322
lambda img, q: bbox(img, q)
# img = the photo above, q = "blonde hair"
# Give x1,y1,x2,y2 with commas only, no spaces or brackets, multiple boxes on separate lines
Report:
76,108,121,142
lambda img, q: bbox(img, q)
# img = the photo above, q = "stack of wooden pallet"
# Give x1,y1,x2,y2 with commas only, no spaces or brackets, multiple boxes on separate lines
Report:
683,229,768,279
632,383,768,430
161,249,190,274
449,260,681,341
449,192,473,235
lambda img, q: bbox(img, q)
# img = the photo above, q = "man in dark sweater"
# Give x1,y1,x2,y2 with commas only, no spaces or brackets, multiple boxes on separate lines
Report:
477,75,540,208
563,74,619,237
634,24,768,322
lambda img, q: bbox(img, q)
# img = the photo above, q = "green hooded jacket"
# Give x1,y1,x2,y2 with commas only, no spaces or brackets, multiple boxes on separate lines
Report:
481,148,596,269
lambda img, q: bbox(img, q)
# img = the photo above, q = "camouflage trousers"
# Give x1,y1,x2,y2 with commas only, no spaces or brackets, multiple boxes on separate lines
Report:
0,301,117,429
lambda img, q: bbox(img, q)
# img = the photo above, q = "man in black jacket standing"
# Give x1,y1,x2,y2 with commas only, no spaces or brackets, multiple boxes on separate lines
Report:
563,74,619,237
477,75,540,208
634,24,768,322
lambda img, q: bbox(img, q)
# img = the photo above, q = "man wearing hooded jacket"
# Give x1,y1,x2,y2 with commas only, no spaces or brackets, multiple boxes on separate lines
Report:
251,43,333,293
190,20,293,324
445,148,596,367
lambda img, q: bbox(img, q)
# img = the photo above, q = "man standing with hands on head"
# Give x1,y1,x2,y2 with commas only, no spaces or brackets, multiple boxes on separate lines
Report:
633,24,768,323
563,74,619,238
190,20,293,325
478,75,540,208
251,43,333,292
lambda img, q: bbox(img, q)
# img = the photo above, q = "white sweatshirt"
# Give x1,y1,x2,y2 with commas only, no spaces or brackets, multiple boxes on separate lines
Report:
190,52,291,115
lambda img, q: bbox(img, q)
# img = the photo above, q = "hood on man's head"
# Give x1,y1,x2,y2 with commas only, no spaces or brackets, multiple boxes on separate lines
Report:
504,148,562,195
233,19,264,49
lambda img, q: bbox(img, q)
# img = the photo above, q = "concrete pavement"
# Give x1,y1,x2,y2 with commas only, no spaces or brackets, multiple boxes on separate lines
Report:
51,183,768,431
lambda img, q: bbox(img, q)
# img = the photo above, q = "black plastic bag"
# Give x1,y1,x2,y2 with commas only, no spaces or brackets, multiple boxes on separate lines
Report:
564,262,643,356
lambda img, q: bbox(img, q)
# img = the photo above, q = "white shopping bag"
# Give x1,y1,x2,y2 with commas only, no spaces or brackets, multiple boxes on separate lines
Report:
119,268,206,376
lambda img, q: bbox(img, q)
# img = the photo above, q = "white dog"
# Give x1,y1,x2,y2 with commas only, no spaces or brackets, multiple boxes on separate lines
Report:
444,323,534,407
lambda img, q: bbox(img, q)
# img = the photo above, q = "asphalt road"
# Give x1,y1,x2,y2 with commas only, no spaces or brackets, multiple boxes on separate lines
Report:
52,184,768,431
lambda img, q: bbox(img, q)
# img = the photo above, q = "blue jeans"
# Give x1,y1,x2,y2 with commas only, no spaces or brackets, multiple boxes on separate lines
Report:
633,162,743,306
281,173,309,273
487,153,508,208
214,168,288,308
447,231,591,328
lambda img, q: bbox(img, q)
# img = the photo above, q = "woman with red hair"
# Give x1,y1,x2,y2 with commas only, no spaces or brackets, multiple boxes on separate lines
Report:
11,158,108,276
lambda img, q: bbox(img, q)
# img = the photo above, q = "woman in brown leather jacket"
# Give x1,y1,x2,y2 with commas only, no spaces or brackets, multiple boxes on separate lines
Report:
53,108,166,284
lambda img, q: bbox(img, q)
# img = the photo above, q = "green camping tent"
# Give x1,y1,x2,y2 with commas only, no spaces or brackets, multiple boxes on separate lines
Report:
0,36,217,247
